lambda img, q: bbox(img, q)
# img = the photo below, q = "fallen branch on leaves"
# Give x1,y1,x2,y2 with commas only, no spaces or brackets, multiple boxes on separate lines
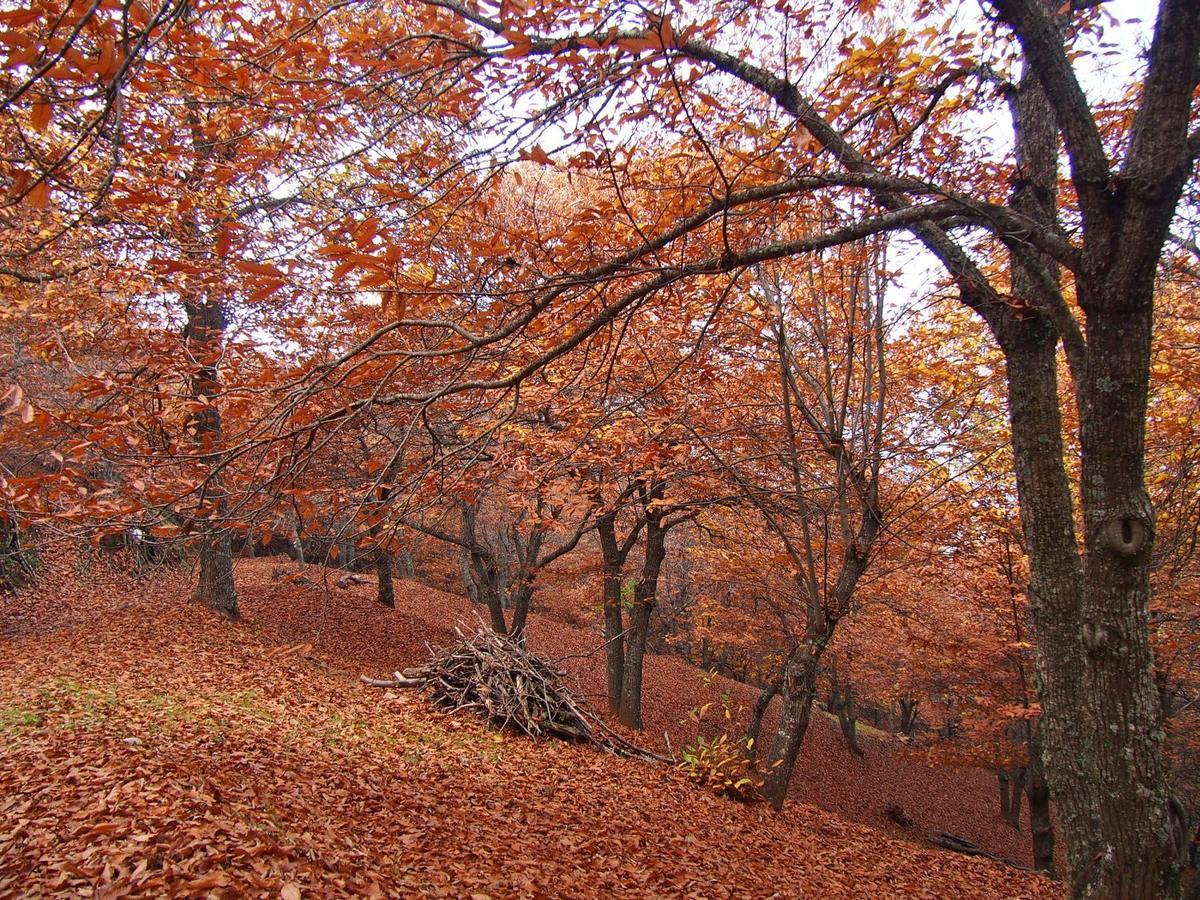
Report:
930,832,1033,872
361,625,670,764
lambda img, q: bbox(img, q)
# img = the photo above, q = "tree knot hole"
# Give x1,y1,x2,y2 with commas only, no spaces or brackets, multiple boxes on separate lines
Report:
1103,517,1146,557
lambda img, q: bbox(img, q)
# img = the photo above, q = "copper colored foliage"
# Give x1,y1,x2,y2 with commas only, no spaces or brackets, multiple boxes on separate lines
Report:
0,554,1062,897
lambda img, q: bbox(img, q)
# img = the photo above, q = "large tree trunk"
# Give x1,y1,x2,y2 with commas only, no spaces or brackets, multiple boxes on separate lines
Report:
196,527,237,618
998,27,1184,892
760,643,821,810
1003,276,1178,897
374,544,395,608
184,295,239,620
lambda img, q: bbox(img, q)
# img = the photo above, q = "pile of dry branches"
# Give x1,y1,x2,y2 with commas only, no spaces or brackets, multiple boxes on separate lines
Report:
362,626,665,761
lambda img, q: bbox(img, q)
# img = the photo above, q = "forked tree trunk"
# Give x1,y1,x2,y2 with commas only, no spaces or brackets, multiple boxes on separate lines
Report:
827,668,864,758
995,18,1192,889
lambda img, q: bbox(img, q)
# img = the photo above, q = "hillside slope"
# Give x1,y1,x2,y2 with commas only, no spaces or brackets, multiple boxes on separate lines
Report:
0,556,1059,897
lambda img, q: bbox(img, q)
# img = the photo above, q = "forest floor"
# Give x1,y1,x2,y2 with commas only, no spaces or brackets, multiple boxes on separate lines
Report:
0,553,1061,898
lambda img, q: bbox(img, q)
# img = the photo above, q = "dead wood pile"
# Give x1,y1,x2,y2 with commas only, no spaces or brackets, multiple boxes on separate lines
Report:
362,626,665,761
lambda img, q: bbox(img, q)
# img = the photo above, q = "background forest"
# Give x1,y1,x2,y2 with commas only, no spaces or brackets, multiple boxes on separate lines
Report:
2,0,1200,897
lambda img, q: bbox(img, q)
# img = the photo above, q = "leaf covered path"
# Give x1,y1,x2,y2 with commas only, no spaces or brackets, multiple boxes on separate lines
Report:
0,557,1059,897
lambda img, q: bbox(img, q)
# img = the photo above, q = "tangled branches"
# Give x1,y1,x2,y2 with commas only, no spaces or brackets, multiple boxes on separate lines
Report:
362,626,666,762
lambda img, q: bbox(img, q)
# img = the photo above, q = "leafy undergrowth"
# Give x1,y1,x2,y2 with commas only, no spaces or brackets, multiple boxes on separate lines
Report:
0,555,1060,897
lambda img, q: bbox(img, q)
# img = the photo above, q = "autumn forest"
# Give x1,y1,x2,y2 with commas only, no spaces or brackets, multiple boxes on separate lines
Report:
2,0,1199,897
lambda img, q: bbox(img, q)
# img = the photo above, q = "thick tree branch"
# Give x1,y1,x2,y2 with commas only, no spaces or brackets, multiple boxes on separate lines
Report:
988,0,1111,231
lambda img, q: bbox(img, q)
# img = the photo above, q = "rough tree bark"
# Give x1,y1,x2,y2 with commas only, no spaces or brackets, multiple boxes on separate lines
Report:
989,4,1199,892
761,641,823,809
979,1,1195,897
373,540,395,608
183,293,238,620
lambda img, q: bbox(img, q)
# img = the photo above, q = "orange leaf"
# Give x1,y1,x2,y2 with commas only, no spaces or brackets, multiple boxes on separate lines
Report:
30,101,52,131
25,180,50,208
0,8,41,25
215,225,234,257
235,260,286,278
249,279,286,302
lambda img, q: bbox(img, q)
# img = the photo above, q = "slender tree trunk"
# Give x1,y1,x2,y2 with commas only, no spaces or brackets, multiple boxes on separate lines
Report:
618,599,652,729
290,505,306,570
366,457,398,608
835,702,863,758
999,770,1013,825
459,547,479,603
761,643,821,810
1028,726,1056,876
827,668,864,757
745,674,782,758
597,511,625,715
398,548,415,578
618,506,666,730
896,698,919,738
1008,767,1028,832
